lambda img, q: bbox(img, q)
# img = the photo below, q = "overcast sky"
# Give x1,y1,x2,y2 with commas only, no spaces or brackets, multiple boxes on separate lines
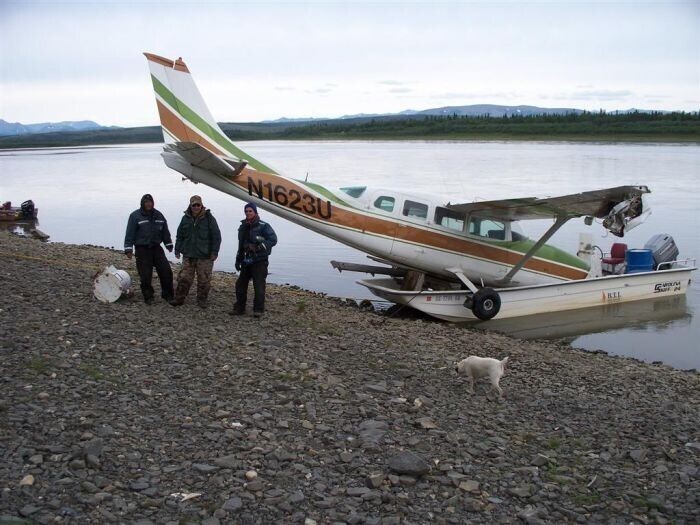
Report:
1,0,698,126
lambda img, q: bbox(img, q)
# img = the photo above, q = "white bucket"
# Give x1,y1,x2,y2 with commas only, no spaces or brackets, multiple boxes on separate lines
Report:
94,265,132,303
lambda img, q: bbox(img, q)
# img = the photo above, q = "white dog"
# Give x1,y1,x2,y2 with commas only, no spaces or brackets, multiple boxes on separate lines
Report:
455,356,510,400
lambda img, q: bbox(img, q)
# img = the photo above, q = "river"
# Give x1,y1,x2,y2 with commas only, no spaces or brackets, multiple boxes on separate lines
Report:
1,140,698,368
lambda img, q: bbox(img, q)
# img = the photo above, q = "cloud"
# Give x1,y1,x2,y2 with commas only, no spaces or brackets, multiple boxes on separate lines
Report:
388,87,412,93
436,92,467,100
574,89,634,99
429,91,517,101
545,88,635,102
274,86,296,91
304,87,333,94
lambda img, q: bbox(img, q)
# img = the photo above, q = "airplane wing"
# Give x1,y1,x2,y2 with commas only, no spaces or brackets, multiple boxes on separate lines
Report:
446,185,651,221
163,142,246,178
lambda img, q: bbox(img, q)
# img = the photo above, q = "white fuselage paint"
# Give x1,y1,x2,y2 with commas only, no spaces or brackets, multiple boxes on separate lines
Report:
165,155,570,287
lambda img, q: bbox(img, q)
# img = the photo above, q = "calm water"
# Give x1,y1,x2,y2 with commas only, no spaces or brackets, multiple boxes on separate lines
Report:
1,141,699,368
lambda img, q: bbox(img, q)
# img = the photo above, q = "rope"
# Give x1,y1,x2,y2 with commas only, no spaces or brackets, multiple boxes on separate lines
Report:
380,288,425,323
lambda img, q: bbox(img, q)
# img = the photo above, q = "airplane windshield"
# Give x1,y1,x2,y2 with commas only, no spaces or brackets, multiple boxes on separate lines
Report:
340,186,367,198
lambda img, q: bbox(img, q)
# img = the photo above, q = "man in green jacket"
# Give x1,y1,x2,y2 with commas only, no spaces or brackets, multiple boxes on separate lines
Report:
170,195,222,308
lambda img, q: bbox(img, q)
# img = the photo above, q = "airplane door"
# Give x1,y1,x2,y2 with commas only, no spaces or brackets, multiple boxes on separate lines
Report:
368,193,398,257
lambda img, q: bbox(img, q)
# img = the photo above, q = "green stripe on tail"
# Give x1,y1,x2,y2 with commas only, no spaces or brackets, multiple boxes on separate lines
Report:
151,75,276,174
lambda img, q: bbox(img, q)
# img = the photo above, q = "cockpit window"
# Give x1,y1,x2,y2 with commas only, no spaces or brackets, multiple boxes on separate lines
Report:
374,196,395,212
435,207,465,231
340,186,367,198
402,200,428,219
469,217,506,239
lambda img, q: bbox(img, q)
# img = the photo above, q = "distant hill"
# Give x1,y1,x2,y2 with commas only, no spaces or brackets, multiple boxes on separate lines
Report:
413,104,583,117
265,104,584,123
0,126,161,148
0,119,110,137
1,110,697,149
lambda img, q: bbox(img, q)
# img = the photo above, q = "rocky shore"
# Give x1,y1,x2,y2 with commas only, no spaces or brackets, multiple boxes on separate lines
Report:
1,231,698,525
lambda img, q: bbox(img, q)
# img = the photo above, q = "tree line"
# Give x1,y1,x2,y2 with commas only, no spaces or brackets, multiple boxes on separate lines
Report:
0,111,698,149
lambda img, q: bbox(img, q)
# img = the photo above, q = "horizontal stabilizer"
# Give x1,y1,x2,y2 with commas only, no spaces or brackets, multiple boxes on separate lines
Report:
331,260,406,277
163,142,245,178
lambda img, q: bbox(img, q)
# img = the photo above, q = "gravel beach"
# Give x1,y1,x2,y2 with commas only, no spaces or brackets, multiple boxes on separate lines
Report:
1,231,698,525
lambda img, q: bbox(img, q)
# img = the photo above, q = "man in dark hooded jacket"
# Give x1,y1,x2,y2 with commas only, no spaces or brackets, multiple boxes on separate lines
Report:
231,202,277,317
124,194,174,304
170,195,222,308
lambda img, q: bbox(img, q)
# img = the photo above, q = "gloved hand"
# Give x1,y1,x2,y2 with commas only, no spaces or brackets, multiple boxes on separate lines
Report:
125,250,132,259
174,252,181,259
211,254,218,262
235,261,242,272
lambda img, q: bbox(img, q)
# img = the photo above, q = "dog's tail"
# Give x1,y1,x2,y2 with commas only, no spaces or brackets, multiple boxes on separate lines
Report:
501,356,510,371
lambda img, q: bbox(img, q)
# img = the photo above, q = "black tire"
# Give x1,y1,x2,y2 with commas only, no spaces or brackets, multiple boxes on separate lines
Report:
472,288,501,320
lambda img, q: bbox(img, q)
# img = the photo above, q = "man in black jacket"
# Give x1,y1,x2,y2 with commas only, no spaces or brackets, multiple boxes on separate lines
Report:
124,194,174,304
231,202,277,317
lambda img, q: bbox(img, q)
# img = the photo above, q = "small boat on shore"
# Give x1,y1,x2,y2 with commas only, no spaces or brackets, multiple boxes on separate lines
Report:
358,253,695,322
0,200,38,222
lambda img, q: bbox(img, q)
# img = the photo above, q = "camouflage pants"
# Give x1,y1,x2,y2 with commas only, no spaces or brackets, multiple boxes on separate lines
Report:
174,257,214,302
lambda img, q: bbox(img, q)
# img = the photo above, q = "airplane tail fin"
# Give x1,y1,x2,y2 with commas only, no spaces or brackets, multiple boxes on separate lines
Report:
143,52,275,173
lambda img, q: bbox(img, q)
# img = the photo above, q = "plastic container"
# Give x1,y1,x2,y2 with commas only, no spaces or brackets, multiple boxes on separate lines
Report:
625,249,654,274
94,265,132,302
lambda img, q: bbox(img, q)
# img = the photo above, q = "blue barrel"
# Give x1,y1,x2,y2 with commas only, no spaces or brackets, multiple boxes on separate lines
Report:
625,249,654,274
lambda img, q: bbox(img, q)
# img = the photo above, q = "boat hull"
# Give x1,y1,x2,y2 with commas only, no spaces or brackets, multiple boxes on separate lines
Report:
358,266,696,322
0,208,38,222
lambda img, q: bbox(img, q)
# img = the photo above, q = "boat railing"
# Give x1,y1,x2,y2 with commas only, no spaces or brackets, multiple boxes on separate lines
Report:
657,258,697,271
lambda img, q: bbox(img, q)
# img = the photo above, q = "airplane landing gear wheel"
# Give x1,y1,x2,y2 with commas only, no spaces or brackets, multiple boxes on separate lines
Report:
471,288,501,320
463,294,474,309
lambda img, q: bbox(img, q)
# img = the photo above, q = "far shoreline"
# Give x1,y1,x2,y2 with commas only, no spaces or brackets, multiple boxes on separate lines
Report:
1,135,700,150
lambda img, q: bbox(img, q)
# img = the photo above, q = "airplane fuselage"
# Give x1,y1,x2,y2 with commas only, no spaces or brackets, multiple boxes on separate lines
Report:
164,152,589,287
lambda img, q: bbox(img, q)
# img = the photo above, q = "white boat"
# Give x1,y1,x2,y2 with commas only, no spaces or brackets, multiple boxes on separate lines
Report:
358,260,696,322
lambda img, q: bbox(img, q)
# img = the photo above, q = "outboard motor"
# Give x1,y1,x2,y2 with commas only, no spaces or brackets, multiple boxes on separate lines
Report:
644,234,679,269
20,200,35,219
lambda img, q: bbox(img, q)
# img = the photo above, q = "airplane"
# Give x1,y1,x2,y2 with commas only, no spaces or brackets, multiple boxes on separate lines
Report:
143,53,693,321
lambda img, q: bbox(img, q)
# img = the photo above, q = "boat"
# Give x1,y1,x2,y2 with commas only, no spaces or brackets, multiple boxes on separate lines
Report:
357,257,695,322
0,200,38,222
